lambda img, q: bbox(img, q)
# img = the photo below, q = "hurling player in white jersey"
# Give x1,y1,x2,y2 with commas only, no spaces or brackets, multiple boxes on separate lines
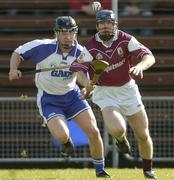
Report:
9,16,110,178
74,10,157,179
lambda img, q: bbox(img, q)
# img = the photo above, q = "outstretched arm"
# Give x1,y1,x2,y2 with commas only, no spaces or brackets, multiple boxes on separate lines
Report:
9,52,22,80
129,54,155,79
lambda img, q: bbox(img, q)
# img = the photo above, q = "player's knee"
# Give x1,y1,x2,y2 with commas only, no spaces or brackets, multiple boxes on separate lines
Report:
52,132,69,145
87,126,101,140
136,131,150,142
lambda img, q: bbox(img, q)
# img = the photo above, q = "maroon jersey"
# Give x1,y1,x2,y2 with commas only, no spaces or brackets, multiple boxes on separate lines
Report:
84,30,153,86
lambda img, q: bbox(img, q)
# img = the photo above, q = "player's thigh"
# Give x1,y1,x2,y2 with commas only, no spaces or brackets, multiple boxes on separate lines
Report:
127,109,149,137
74,109,99,135
102,107,126,132
47,116,70,141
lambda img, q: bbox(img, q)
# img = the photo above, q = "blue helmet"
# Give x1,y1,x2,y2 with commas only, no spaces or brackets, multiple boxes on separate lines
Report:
96,10,117,23
54,16,78,32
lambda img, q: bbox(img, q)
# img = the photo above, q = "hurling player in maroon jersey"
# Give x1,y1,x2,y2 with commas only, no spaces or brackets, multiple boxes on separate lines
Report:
73,9,157,179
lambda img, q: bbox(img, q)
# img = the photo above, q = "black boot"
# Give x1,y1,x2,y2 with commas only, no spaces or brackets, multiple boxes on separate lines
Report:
60,139,75,157
115,136,131,154
96,170,111,178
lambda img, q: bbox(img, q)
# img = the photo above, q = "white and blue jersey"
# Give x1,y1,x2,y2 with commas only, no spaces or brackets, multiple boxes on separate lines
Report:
15,38,81,95
15,38,90,122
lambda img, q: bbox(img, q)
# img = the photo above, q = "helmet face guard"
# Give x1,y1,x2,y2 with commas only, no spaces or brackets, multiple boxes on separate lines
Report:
96,9,117,23
54,16,78,33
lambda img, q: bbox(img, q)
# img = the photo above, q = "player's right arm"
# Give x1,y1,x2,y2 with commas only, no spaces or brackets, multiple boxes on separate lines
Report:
9,52,22,80
9,39,45,80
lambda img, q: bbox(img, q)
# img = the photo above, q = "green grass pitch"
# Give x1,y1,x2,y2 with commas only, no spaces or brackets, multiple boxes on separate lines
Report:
0,168,173,179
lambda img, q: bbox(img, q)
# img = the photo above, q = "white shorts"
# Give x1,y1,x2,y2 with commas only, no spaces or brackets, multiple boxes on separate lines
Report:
92,79,144,116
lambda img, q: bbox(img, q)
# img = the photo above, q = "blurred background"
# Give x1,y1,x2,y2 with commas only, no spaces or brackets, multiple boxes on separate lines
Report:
0,0,174,169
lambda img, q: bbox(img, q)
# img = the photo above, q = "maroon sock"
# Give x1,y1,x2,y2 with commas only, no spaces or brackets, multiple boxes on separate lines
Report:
142,159,153,171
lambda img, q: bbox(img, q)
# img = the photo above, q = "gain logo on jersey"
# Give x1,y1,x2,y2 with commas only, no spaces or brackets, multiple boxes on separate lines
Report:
96,52,103,60
117,47,124,57
51,70,72,77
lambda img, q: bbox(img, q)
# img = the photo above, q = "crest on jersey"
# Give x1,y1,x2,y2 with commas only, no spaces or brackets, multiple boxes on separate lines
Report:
50,63,57,68
77,52,85,63
96,52,103,60
117,47,124,57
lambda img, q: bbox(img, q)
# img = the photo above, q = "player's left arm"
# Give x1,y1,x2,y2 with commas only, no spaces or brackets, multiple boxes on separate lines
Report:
129,54,155,79
128,36,155,79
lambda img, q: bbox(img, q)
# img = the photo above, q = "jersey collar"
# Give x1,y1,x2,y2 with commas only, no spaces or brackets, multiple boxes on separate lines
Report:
56,40,78,58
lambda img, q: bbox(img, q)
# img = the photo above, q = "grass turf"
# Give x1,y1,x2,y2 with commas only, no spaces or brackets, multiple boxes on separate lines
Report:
0,168,173,180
